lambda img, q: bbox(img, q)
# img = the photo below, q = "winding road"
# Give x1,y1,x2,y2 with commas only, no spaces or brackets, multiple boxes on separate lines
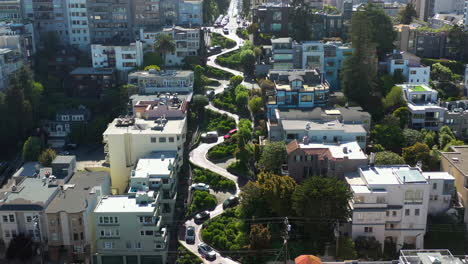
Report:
178,0,247,262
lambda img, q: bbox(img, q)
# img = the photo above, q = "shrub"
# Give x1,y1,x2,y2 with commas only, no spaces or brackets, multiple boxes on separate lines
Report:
205,65,234,79
203,109,236,134
201,209,248,251
227,161,252,178
211,32,236,49
192,165,236,192
188,191,217,214
207,139,237,160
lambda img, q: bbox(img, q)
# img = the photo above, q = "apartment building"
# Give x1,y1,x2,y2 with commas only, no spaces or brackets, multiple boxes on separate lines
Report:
286,139,367,181
266,69,330,118
67,67,116,98
0,0,22,21
178,0,203,26
46,171,110,263
323,41,352,90
394,24,418,53
346,165,454,250
0,47,23,90
128,69,194,94
399,84,446,130
103,95,188,194
132,0,162,30
91,41,144,72
252,2,291,37
0,177,60,247
440,146,468,225
92,193,168,264
423,172,455,215
411,0,435,21
67,0,90,49
0,23,36,60
387,51,430,85
443,100,468,140
434,0,464,14
140,26,201,66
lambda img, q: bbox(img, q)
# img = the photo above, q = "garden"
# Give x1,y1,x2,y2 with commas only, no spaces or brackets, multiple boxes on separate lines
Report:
200,109,237,134
176,243,203,264
191,164,237,192
212,76,250,118
187,190,217,215
211,32,237,49
215,41,259,76
207,137,237,160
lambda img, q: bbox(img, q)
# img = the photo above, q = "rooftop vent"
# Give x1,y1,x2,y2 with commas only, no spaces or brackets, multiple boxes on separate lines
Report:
452,157,459,162
305,122,311,130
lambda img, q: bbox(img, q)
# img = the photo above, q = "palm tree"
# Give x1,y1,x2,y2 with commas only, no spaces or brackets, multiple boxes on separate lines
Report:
154,34,176,70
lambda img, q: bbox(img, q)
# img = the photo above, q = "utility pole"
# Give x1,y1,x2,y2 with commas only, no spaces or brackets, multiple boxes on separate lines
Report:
283,217,291,264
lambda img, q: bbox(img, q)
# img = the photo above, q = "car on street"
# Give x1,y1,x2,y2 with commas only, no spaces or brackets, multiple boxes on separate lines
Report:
198,243,217,260
223,28,229,35
194,210,211,222
201,131,218,143
191,183,210,192
223,128,238,139
185,226,196,244
206,90,215,100
223,196,239,209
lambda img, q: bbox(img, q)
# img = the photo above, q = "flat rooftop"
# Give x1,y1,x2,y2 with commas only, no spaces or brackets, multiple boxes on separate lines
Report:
133,152,177,178
94,195,157,213
422,172,454,181
103,116,186,136
296,141,367,160
358,165,427,186
440,146,468,176
70,67,114,75
0,178,59,209
275,107,370,122
12,162,39,178
46,171,109,214
281,120,366,133
52,155,75,164
129,70,193,78
400,250,463,264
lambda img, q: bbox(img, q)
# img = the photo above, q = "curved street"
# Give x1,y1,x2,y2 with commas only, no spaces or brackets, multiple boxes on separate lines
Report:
178,0,247,262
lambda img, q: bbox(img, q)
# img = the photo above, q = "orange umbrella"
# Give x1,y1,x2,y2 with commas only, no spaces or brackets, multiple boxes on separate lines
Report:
295,255,322,264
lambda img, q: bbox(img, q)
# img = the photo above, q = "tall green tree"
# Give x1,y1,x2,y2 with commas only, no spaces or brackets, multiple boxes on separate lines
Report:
374,151,405,165
154,34,176,70
371,120,405,153
22,136,42,161
342,10,377,108
258,141,286,173
361,4,396,59
399,3,417,24
448,25,468,61
249,224,271,250
402,142,432,170
383,86,407,112
257,171,297,216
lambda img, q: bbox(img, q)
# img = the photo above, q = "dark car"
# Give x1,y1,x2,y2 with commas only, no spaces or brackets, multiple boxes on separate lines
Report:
223,28,229,35
198,243,216,260
194,210,210,223
223,196,239,209
185,226,195,244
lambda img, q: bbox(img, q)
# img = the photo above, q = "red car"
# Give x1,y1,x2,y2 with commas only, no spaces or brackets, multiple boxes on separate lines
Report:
224,129,238,139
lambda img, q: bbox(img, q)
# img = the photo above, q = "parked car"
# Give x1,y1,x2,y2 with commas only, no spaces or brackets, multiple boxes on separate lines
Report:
58,151,70,155
185,226,195,244
198,243,217,260
201,131,218,143
206,90,215,100
223,128,238,139
191,183,210,192
194,211,210,222
223,28,229,35
223,196,239,209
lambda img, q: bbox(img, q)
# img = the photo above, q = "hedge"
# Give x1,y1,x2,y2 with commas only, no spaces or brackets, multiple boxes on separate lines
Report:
192,165,237,192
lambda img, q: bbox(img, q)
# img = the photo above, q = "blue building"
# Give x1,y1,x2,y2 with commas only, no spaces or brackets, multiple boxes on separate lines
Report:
266,69,330,118
323,41,353,90
178,0,203,26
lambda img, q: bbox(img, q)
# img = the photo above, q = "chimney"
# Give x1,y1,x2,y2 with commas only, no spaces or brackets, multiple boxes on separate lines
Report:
302,136,309,144
369,152,375,166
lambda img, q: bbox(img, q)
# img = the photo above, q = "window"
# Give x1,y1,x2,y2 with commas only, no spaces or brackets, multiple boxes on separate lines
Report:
434,195,438,200
300,94,313,102
386,211,389,217
169,137,174,142
135,241,142,249
4,230,10,238
11,230,16,237
2,215,7,222
150,137,156,143
159,137,166,143
9,214,14,222
433,183,437,190
145,230,154,236
392,211,397,216
26,216,32,223
73,246,83,253
126,241,132,249
103,242,114,249
270,23,282,32
52,233,58,241
272,11,282,21
415,209,420,216
405,209,410,216
80,232,84,240
364,227,373,233
74,233,79,241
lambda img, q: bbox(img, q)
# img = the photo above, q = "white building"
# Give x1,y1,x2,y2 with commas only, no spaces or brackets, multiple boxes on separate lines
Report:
91,41,144,72
66,0,90,50
347,165,431,250
103,96,188,194
92,193,168,264
387,51,430,85
422,172,455,215
128,69,194,94
399,84,446,130
140,26,201,66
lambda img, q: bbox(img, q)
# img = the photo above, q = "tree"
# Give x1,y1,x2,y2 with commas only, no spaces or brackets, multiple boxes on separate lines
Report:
371,122,404,153
6,234,34,261
38,148,57,167
240,49,256,76
239,181,270,218
342,10,377,108
22,136,42,161
393,107,411,128
361,4,396,59
143,65,160,71
143,52,164,67
402,142,432,170
448,25,468,61
153,34,176,69
354,236,382,260
374,151,405,165
431,63,454,82
403,128,422,146
230,75,244,87
258,141,286,173
383,86,407,112
292,176,352,252
248,96,263,116
257,171,297,216
249,224,271,250
193,65,205,93
337,237,358,260
399,3,417,24
188,191,217,214
192,95,209,114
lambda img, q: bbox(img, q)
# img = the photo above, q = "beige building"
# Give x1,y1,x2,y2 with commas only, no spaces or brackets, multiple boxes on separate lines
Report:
128,69,194,94
103,95,187,194
394,24,418,53
440,146,468,225
45,171,110,263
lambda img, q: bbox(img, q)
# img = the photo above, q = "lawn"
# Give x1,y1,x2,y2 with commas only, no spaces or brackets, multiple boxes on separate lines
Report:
411,85,428,92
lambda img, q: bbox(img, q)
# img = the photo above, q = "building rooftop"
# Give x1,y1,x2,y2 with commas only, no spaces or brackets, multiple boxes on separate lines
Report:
422,172,454,181
400,250,463,264
129,70,193,79
94,195,157,213
287,140,367,160
440,146,468,176
52,155,76,165
132,152,177,179
281,120,366,133
275,107,370,122
12,162,39,178
70,67,114,75
0,177,59,210
45,171,109,214
356,165,427,187
271,37,292,44
103,116,186,136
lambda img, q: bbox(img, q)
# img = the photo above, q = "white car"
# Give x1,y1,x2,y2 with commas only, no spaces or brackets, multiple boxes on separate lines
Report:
198,243,216,260
191,183,210,191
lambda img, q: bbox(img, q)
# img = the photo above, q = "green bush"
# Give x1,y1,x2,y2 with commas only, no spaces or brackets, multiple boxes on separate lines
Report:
202,109,236,134
211,32,237,49
188,191,217,214
192,165,237,192
421,58,465,75
177,243,203,264
236,28,249,40
205,65,234,79
207,138,237,160
227,161,252,177
201,209,248,251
